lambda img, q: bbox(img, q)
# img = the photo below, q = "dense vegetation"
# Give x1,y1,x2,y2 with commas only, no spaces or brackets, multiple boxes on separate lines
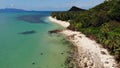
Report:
51,0,120,63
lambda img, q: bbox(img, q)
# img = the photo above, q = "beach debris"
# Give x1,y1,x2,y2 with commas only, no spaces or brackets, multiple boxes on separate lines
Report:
68,34,76,40
79,36,82,38
84,63,88,67
87,34,97,40
105,61,109,64
20,30,36,35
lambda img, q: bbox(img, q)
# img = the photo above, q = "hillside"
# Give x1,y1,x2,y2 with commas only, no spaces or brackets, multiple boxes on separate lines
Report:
51,0,120,63
51,6,86,21
68,6,86,11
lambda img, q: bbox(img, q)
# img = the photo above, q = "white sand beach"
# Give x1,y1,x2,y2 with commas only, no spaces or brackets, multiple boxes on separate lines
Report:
48,16,118,68
48,16,70,28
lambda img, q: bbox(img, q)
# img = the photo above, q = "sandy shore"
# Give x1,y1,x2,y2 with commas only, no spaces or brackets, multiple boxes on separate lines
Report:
48,16,118,68
48,16,70,28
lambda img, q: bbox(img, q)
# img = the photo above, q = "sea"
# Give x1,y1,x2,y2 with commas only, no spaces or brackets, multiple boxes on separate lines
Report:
0,11,71,68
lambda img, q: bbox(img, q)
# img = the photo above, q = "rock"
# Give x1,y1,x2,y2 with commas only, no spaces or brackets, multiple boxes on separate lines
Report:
48,29,62,34
32,62,35,65
20,30,36,35
40,53,43,55
101,51,107,55
61,53,64,55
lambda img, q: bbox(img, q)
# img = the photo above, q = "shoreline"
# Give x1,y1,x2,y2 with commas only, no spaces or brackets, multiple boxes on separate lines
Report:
48,16,70,28
48,16,118,68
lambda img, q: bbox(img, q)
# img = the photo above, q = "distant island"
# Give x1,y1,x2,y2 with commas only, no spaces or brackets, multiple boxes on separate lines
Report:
50,0,120,68
0,8,26,12
0,8,45,12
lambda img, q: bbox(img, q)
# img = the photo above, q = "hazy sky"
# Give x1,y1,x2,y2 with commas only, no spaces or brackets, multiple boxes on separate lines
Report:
0,0,104,11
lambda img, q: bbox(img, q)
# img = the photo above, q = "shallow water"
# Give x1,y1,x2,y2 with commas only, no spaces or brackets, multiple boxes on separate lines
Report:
0,12,71,68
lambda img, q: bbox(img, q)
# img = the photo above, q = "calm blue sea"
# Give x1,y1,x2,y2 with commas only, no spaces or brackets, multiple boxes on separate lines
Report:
0,11,71,68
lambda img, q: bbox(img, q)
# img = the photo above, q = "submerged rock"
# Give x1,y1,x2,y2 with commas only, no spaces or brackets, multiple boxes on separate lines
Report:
20,30,36,35
48,29,62,34
40,53,43,55
17,15,46,24
61,53,64,55
32,62,35,65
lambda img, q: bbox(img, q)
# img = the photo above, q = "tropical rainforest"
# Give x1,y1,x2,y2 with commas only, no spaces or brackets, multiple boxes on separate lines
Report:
51,0,120,63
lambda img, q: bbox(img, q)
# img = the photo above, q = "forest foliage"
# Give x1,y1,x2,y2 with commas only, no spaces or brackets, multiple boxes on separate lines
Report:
51,0,120,62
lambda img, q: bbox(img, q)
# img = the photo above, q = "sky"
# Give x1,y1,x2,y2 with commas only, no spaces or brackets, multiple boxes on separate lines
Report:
0,0,104,11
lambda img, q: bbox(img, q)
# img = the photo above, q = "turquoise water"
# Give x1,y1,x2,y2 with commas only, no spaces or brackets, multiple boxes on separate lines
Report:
0,12,70,68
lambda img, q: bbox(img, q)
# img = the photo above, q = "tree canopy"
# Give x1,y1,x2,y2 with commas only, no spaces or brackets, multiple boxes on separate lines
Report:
51,0,120,63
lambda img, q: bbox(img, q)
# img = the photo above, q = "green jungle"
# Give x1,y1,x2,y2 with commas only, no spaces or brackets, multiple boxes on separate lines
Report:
51,0,120,63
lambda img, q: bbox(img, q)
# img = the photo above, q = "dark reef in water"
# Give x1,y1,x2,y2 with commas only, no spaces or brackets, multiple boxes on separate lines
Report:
20,30,36,35
48,29,62,34
32,62,35,65
17,15,47,24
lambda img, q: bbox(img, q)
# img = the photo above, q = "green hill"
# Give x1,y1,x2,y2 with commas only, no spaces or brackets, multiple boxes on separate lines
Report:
51,0,120,63
68,6,86,11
